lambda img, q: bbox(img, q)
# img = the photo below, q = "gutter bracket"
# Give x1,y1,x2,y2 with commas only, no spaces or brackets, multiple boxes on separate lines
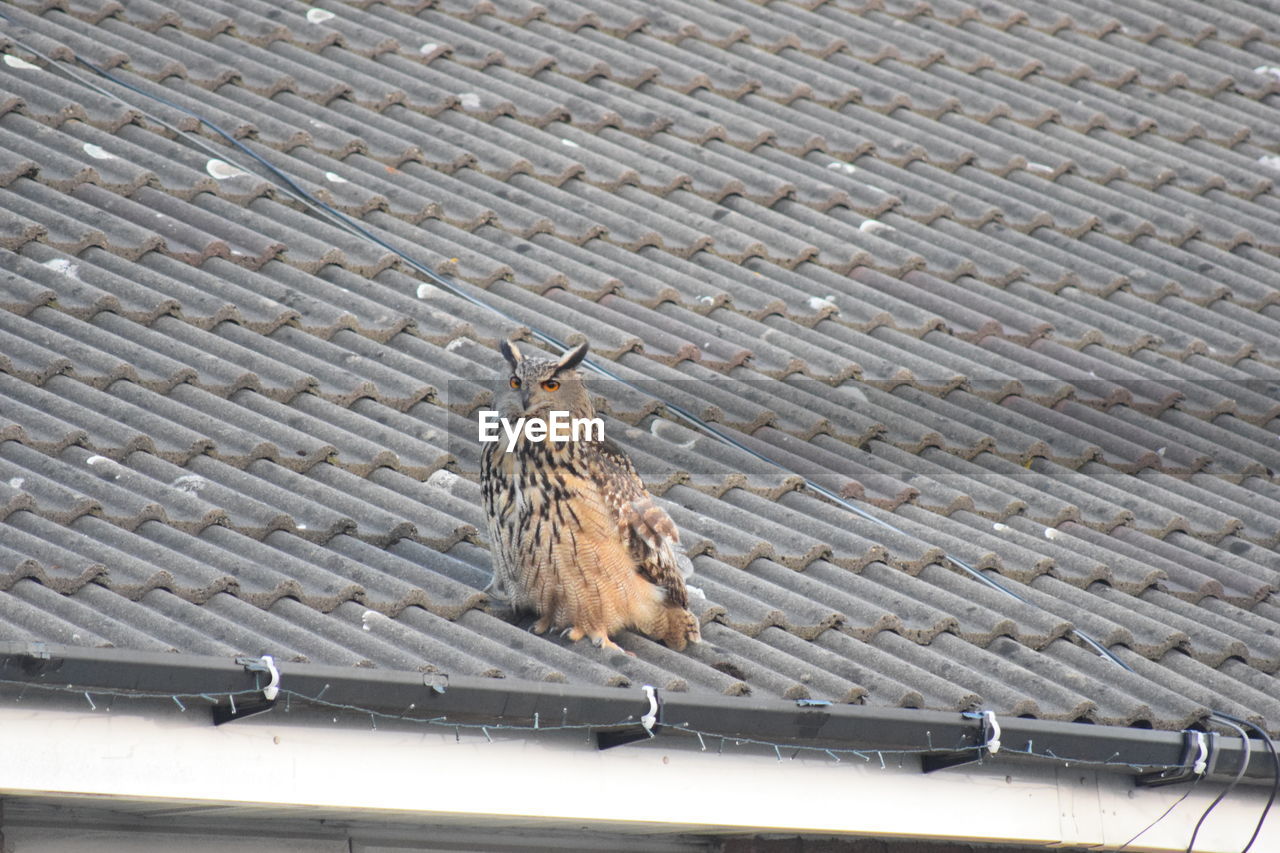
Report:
1135,730,1215,787
211,655,280,726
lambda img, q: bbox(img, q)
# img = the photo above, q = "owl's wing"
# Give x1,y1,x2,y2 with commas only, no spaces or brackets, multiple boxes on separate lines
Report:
586,437,689,609
480,439,519,602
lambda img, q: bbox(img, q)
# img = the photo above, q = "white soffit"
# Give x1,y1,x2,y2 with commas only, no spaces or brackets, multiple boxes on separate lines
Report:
0,703,1274,852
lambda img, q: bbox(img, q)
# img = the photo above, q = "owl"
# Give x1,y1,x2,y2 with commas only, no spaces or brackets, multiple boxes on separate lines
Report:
480,339,701,652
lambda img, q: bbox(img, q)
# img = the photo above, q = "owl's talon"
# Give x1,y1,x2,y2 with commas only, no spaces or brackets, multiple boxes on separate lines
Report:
593,635,632,655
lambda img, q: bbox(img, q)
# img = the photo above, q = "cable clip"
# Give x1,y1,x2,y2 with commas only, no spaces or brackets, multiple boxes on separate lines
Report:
596,685,662,750
211,655,281,726
922,710,1001,773
640,685,659,736
249,654,281,701
984,710,1002,755
1191,730,1208,775
1136,730,1216,787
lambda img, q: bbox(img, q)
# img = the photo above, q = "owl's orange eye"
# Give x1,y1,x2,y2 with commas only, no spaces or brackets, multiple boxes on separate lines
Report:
509,377,521,390
541,379,560,391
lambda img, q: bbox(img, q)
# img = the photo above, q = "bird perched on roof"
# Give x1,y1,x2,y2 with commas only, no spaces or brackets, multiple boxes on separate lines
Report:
480,339,701,652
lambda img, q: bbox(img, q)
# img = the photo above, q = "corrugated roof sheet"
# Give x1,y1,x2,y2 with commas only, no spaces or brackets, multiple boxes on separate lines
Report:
1,0,1279,733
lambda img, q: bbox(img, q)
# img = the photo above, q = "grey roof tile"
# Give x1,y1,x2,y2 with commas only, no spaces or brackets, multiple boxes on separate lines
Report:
924,332,1069,401
697,559,843,641
1,57,122,128
866,442,1019,518
425,114,585,184
1067,525,1222,601
143,455,291,540
1,247,112,323
4,178,120,255
1134,349,1280,424
896,391,1064,466
19,374,145,455
1068,234,1227,304
1,113,142,193
1039,641,1189,730
1141,471,1280,548
0,577,112,647
1079,461,1241,541
1021,575,1182,657
886,631,1092,720
736,428,916,509
662,486,837,570
1000,517,1145,591
974,454,1132,529
858,562,1045,647
1114,648,1251,727
2,5,130,68
0,508,111,590
197,593,369,664
858,385,994,455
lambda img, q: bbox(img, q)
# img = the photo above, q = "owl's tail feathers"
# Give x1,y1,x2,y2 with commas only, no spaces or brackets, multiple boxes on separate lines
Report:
483,576,513,602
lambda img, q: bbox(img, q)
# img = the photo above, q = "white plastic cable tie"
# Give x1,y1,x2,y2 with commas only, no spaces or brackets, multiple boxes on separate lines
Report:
1191,731,1208,776
985,710,1002,755
640,685,658,736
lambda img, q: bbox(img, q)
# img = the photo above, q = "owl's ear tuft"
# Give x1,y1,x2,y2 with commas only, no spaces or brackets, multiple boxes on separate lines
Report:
555,341,589,374
500,339,523,370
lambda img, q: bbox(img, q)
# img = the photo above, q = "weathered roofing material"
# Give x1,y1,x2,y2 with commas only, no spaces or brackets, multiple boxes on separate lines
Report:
0,0,1278,735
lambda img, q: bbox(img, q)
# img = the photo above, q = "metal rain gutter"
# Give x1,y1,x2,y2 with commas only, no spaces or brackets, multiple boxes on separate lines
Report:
0,641,1269,785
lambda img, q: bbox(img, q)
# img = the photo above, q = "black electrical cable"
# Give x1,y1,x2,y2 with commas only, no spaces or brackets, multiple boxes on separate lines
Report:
1117,781,1200,851
1185,718,1250,852
0,16,1135,670
1212,712,1279,853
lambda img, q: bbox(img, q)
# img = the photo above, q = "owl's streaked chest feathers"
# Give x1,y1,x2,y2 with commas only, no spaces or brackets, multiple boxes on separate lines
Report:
486,438,595,550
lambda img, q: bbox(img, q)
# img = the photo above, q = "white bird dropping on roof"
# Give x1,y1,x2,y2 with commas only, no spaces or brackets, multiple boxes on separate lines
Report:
3,54,40,70
41,258,80,279
859,219,894,234
324,171,349,183
458,92,482,110
82,143,117,160
808,295,837,312
1044,527,1061,540
1259,155,1280,173
306,8,335,23
427,469,460,490
8,477,24,489
650,418,696,449
1254,65,1280,82
85,455,122,479
169,474,208,493
826,160,856,174
206,159,250,180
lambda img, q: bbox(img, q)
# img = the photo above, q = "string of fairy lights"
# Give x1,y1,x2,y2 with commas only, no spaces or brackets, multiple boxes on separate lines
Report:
0,674,1184,775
